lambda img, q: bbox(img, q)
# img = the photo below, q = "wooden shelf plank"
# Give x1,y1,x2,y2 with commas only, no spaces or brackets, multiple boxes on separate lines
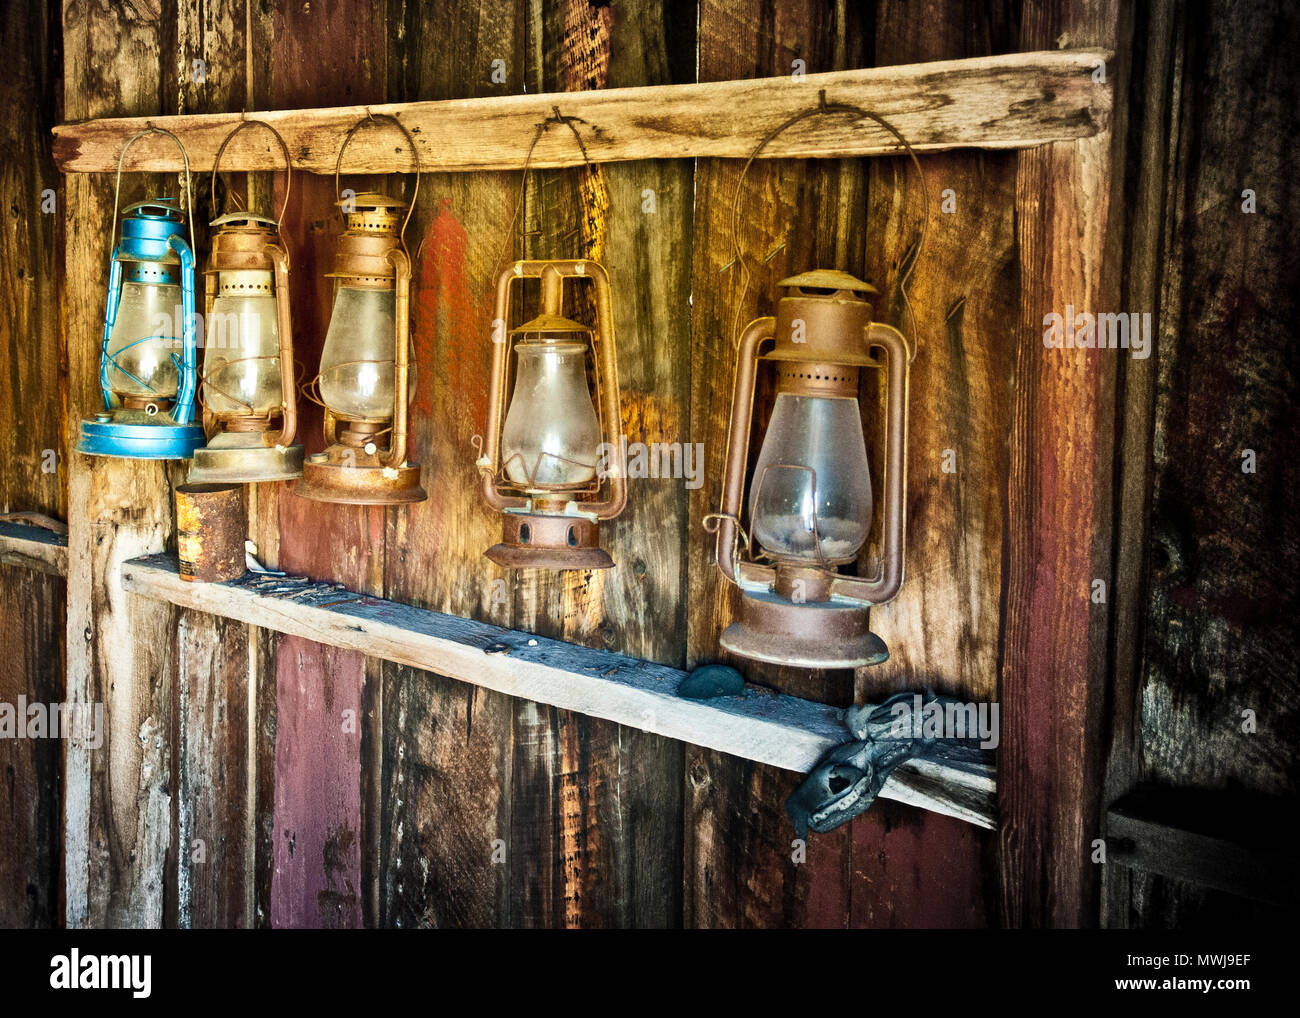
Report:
53,49,1109,175
0,520,68,577
120,553,995,829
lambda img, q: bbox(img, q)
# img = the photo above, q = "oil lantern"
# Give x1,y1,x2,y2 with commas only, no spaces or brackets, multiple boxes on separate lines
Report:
188,122,303,484
476,260,626,569
78,129,204,459
708,270,911,668
295,117,424,504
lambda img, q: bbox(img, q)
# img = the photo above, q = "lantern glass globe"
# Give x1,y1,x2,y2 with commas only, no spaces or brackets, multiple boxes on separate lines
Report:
749,393,873,565
319,286,396,422
502,341,601,488
203,275,280,417
106,281,182,400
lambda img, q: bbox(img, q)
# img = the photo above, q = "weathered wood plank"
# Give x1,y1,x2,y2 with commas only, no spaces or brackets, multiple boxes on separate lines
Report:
0,521,68,577
52,49,1112,174
998,0,1121,928
1101,0,1167,930
684,0,874,931
268,0,389,929
846,0,1022,929
1103,0,1300,927
496,0,687,931
1106,786,1299,908
0,0,66,930
62,0,184,931
380,0,520,932
169,0,267,932
0,564,65,929
118,552,996,828
379,0,518,930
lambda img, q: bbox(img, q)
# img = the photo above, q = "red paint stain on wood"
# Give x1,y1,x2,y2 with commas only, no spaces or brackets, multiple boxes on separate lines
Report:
849,805,988,928
269,0,385,928
273,635,363,929
419,199,488,433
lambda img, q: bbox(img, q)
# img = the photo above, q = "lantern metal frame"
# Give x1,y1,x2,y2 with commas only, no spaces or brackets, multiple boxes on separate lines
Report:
294,114,425,505
78,128,205,460
710,270,911,669
477,259,626,570
188,120,304,484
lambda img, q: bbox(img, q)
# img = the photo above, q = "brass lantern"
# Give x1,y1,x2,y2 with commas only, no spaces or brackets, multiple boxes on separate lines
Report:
295,116,424,504
189,122,302,483
709,270,910,668
476,260,625,569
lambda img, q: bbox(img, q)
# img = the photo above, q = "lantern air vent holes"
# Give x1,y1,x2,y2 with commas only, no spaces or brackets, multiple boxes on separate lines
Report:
567,526,578,547
519,523,531,544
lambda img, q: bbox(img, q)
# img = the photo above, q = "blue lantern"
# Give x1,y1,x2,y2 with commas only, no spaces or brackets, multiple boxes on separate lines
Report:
78,128,205,460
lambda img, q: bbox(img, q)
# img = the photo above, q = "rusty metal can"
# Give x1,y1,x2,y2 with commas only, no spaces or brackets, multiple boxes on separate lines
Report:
175,483,246,582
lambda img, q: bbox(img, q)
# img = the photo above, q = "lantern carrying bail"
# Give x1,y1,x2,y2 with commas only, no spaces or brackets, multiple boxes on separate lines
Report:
209,117,294,229
332,111,421,255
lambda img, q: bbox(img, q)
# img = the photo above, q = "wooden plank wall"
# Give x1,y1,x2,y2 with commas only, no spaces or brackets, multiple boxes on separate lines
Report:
7,0,1287,930
1102,0,1300,927
0,0,64,929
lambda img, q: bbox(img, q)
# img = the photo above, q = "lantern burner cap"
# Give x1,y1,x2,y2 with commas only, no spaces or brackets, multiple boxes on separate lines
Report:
511,311,590,337
210,211,278,231
123,198,185,222
338,191,407,236
778,269,877,298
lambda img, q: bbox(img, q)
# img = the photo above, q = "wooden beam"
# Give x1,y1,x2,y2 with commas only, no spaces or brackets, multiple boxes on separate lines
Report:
1106,786,1300,907
998,0,1121,930
0,521,67,578
52,49,1111,175
119,553,996,830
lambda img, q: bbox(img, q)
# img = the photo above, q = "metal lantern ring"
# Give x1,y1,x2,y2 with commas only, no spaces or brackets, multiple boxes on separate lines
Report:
78,127,205,460
188,120,304,484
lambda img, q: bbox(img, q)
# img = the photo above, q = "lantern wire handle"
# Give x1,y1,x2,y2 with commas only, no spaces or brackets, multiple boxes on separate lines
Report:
497,106,598,272
725,92,928,362
333,112,421,257
111,126,196,256
210,119,294,227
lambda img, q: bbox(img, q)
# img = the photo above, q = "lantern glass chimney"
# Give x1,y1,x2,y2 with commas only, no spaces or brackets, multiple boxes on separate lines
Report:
502,340,600,488
319,286,397,422
203,270,281,416
749,393,873,565
107,279,182,400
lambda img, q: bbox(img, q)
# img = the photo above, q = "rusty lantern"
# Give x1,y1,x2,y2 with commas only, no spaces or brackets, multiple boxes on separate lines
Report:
295,191,424,503
709,270,910,669
476,260,626,570
296,114,424,505
189,122,302,484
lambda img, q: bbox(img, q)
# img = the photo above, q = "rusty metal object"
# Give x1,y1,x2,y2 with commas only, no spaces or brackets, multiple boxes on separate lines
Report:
296,438,426,505
719,589,888,669
485,512,613,571
190,122,302,485
294,191,424,505
709,270,912,667
176,483,246,582
477,259,625,570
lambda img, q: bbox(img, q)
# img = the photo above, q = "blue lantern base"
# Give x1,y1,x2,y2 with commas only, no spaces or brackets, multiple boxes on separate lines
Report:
78,417,206,460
